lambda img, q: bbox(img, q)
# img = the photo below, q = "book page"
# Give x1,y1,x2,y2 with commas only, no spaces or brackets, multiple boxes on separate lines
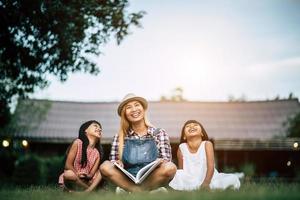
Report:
114,162,137,183
136,159,161,184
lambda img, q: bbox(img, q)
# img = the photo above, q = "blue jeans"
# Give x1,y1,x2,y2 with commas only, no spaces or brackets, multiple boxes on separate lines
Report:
122,138,158,177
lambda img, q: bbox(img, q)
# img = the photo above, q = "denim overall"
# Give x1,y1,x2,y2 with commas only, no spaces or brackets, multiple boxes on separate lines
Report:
122,137,158,177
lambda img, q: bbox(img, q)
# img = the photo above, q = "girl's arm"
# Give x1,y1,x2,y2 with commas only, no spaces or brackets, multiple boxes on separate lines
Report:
177,147,183,169
65,140,79,174
88,155,100,178
202,141,215,188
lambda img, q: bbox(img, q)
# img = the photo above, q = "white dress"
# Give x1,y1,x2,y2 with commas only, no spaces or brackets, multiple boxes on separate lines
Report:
169,141,240,191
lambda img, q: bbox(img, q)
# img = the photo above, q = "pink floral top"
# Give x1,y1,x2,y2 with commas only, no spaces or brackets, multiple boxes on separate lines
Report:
59,139,100,185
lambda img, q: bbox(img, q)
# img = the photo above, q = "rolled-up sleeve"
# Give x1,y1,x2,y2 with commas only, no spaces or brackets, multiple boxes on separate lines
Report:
156,129,172,161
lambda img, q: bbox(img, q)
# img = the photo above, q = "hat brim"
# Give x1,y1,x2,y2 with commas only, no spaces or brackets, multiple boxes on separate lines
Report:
117,96,148,116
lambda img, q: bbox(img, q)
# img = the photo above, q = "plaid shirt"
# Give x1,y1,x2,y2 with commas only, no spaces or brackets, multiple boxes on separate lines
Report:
109,127,172,162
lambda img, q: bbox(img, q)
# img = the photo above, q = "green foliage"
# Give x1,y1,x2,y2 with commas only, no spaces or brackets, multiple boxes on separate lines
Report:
0,149,18,179
44,156,64,185
0,0,145,126
240,163,256,177
0,101,11,127
295,168,300,182
12,154,46,186
12,154,64,186
160,87,186,102
227,94,247,102
240,163,256,182
222,165,236,173
0,99,52,136
285,111,300,138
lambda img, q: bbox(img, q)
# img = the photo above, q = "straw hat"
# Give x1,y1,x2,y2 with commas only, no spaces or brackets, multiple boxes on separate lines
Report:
117,93,148,116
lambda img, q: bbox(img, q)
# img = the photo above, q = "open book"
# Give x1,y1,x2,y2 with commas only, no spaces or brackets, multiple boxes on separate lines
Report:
114,159,161,184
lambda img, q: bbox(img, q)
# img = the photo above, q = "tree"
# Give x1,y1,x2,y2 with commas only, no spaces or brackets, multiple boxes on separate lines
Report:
160,87,186,102
227,94,247,102
285,111,300,138
171,87,185,102
0,0,145,126
288,92,295,100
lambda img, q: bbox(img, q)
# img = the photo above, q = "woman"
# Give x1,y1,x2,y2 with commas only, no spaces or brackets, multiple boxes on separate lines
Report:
59,120,103,192
100,93,177,192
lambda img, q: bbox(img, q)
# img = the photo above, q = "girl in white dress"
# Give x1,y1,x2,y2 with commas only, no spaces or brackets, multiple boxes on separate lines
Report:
169,120,240,191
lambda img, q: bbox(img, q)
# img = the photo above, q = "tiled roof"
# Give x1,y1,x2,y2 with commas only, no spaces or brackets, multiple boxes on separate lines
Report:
4,99,300,144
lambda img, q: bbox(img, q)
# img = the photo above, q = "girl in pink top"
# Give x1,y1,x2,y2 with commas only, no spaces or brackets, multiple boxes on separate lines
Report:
59,120,103,192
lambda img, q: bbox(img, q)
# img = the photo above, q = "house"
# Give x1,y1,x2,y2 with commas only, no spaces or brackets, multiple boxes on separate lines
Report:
1,99,299,178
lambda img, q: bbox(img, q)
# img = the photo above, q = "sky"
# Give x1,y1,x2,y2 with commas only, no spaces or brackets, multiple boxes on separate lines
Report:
32,0,300,102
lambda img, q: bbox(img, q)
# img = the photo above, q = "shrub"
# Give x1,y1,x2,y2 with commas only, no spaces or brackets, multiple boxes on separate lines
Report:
12,154,65,186
12,154,46,186
240,163,256,181
44,156,64,185
284,111,300,137
223,165,236,173
0,150,18,178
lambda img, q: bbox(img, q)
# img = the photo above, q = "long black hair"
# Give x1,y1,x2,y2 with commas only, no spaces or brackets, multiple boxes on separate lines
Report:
78,120,103,167
64,120,104,169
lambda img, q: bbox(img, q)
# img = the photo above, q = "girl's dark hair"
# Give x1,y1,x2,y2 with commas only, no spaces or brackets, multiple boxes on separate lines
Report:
180,120,209,144
64,120,104,169
78,120,103,167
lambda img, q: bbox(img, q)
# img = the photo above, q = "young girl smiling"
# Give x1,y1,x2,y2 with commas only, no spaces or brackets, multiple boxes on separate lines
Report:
169,120,240,191
59,120,103,192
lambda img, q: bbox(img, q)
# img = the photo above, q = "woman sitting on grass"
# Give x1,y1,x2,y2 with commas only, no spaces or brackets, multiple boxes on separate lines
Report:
169,120,240,191
58,120,103,192
100,93,176,193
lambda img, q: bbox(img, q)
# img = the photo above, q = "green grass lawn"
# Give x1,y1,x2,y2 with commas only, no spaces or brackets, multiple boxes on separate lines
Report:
1,182,300,200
